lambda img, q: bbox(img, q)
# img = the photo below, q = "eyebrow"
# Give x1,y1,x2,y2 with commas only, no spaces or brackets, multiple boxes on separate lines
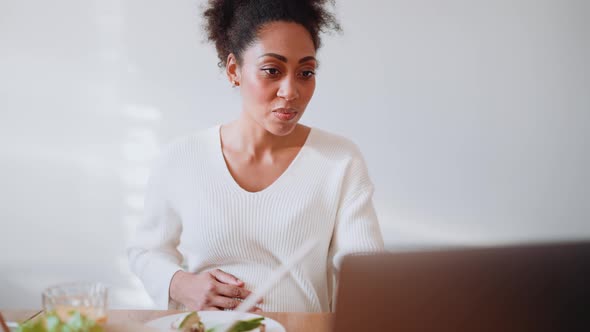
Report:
259,53,317,64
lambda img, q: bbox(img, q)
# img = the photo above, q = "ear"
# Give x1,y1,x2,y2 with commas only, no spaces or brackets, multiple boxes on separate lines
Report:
226,53,241,87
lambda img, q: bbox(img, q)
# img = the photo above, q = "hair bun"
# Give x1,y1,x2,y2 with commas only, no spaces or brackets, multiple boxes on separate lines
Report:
203,0,341,68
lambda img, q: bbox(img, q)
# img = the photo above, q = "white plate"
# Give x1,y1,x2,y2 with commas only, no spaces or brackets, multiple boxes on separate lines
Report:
145,311,286,332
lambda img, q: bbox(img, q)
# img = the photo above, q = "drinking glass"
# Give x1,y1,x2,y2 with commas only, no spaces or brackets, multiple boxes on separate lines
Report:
42,282,108,323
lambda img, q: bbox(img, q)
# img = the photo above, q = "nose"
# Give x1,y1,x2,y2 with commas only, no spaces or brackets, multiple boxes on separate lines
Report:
276,76,299,101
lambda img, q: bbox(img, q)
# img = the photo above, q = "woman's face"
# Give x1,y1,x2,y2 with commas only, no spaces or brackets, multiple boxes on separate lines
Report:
230,21,317,137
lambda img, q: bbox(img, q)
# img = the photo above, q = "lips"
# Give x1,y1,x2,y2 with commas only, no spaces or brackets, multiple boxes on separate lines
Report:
272,108,298,121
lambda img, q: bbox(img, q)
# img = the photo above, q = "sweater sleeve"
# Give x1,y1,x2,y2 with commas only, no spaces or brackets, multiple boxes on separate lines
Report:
328,151,385,309
127,149,184,309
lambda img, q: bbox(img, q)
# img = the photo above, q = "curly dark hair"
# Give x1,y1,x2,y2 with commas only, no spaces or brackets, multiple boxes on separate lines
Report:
203,0,341,68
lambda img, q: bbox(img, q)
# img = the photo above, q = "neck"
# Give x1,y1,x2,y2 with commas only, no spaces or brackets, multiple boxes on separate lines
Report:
221,114,302,158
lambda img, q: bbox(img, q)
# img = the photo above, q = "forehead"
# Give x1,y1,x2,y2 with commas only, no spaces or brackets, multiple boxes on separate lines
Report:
243,21,316,61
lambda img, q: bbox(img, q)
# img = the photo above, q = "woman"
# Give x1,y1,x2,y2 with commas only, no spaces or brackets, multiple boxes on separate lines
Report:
128,0,384,312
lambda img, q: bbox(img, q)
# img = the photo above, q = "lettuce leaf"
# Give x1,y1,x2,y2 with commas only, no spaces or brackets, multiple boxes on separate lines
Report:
205,317,265,332
16,311,103,332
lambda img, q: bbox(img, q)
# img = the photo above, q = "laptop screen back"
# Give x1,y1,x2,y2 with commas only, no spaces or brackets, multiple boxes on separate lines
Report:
333,242,590,332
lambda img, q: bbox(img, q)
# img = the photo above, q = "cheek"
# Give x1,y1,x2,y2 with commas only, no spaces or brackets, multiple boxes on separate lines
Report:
301,80,316,102
242,74,276,104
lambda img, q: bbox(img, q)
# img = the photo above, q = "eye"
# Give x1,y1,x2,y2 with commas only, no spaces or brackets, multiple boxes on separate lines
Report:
300,70,316,79
261,68,281,77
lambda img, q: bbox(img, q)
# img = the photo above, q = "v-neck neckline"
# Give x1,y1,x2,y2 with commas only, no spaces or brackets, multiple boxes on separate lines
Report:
213,124,314,195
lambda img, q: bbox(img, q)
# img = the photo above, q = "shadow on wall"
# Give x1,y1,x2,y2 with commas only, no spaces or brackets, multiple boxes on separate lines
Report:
0,276,35,309
0,262,154,309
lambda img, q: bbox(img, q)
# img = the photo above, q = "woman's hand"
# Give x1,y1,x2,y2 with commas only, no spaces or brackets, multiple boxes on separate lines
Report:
169,269,263,312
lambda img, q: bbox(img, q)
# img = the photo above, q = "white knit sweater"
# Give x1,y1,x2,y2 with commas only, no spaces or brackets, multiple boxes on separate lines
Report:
127,125,384,312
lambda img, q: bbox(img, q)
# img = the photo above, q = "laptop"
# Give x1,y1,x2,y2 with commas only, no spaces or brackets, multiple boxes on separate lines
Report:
333,242,590,332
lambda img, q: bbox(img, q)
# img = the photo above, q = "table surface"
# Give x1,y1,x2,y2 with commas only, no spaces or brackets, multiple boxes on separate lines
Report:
1,309,334,332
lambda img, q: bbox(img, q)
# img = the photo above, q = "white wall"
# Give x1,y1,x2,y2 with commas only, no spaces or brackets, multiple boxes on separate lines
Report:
1,0,588,308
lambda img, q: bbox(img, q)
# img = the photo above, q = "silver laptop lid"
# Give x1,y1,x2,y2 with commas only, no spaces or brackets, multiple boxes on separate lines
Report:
334,242,590,332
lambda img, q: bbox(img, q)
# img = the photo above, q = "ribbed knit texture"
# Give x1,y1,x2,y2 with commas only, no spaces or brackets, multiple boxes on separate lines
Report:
127,125,384,312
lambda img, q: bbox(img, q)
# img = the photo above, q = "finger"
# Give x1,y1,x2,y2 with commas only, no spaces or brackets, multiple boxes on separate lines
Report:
215,283,251,299
210,296,241,310
248,307,263,313
209,269,244,286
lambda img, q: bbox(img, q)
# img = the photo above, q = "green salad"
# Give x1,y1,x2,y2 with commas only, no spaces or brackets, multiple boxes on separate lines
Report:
174,312,265,332
219,317,265,332
16,311,103,332
16,311,265,332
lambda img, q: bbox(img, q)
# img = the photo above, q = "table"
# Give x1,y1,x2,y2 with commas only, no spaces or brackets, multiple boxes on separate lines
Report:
1,310,42,324
1,310,334,332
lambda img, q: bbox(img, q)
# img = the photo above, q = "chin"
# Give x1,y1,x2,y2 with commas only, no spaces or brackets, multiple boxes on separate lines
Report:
266,121,299,137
